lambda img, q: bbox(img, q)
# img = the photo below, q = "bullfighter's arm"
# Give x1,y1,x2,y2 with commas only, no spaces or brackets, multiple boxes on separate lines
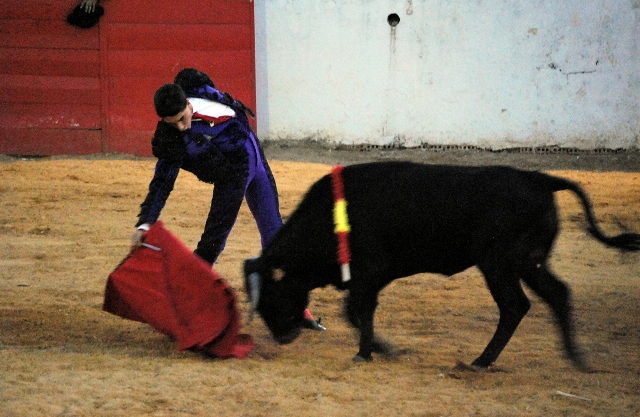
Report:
136,159,181,228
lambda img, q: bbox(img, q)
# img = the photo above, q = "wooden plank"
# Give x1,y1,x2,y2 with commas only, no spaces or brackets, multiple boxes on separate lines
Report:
99,10,110,158
0,19,99,49
0,74,100,104
0,0,256,156
108,103,157,131
0,87,101,105
104,0,253,25
0,0,253,25
0,103,101,129
0,74,99,90
105,23,253,51
0,128,102,156
106,50,254,79
107,77,162,108
0,0,78,20
0,48,100,77
107,74,254,108
105,130,154,156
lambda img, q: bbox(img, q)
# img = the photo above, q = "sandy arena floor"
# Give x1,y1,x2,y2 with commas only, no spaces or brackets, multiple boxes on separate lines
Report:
1,145,639,416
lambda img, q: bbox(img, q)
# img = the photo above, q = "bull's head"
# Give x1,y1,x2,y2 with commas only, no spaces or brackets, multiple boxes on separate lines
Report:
244,257,310,344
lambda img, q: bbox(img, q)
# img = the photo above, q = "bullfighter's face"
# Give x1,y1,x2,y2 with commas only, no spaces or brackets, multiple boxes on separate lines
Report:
245,260,308,344
163,100,194,131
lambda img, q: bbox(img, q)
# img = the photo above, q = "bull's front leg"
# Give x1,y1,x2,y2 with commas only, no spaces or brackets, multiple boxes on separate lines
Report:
345,290,382,362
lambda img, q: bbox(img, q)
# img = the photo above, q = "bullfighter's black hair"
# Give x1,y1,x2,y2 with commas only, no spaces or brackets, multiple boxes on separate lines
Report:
154,84,187,118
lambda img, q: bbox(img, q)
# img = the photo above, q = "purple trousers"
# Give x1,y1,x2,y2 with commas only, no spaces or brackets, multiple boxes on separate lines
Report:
194,134,282,264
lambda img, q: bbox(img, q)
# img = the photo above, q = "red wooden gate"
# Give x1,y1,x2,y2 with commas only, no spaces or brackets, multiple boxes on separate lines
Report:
0,0,256,157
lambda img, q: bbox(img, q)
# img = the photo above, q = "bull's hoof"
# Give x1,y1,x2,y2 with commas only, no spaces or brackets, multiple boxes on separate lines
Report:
470,358,494,370
566,350,591,373
457,360,487,372
462,360,508,373
570,357,592,373
371,338,396,356
352,354,373,363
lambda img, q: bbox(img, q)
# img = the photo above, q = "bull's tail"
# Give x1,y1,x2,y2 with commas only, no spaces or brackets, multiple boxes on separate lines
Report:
543,173,640,251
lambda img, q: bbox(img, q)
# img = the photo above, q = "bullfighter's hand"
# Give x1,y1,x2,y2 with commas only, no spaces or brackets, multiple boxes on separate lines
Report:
80,0,98,13
130,229,144,250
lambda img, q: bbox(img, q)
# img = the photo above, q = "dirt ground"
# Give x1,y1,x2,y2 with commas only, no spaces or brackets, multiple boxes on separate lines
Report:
1,142,639,416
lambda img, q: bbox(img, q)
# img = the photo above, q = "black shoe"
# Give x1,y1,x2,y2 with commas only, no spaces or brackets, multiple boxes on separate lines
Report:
303,317,326,331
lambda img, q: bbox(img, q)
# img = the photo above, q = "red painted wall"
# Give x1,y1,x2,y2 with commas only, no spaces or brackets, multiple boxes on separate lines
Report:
0,0,256,156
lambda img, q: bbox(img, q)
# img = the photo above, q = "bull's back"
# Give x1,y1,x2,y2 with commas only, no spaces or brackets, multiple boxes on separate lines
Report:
266,162,559,279
340,162,558,276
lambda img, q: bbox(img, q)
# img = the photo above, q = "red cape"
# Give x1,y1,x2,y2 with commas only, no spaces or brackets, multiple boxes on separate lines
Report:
103,221,254,358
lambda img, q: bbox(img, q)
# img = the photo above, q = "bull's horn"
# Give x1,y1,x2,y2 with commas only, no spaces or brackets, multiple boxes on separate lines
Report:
247,272,262,322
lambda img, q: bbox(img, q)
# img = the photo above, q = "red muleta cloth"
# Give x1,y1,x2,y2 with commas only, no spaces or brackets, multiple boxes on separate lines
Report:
103,221,254,358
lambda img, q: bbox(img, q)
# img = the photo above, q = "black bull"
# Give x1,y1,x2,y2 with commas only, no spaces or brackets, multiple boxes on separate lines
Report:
244,162,640,370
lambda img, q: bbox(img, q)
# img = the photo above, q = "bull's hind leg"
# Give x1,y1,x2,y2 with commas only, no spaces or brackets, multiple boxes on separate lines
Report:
520,264,588,371
472,268,531,369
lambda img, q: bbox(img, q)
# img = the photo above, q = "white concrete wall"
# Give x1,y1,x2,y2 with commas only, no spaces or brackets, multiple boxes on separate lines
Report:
255,0,640,149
